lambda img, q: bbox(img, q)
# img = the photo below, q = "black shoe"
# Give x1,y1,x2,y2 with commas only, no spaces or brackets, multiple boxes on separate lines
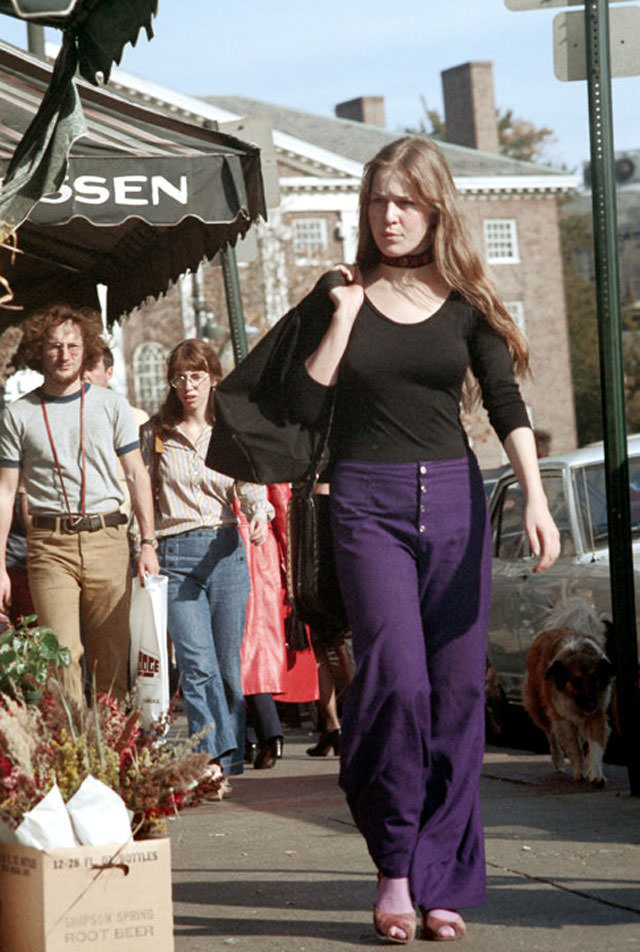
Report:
306,728,341,757
254,736,283,769
244,739,257,765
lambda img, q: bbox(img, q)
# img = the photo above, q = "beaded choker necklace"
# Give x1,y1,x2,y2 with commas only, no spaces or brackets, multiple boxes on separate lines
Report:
380,248,434,269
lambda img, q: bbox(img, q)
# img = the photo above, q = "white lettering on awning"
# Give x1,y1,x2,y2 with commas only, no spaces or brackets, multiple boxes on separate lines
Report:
39,182,72,204
75,176,110,204
151,175,188,205
113,175,147,205
38,173,191,209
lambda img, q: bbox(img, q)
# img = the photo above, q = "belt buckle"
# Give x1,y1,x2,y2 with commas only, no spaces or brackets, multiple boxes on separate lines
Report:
64,515,86,533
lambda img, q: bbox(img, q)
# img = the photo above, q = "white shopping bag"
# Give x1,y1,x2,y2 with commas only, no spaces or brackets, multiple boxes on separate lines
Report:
129,574,170,728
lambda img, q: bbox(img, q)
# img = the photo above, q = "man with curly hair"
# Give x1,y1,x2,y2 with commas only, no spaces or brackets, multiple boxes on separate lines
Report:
0,305,159,703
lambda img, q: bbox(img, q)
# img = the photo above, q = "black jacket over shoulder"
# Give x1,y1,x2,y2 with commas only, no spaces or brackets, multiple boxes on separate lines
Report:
206,271,345,484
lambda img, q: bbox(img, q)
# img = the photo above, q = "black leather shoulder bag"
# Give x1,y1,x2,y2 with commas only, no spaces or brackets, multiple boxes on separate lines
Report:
285,401,348,637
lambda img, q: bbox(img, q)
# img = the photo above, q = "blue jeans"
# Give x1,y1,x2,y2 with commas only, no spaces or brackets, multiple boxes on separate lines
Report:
159,527,250,775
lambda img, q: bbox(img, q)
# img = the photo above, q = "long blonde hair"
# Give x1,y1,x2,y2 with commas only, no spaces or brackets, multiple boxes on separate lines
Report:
356,136,529,378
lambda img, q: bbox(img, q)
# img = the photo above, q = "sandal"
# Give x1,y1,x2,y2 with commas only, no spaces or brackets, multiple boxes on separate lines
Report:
373,907,417,944
420,909,466,941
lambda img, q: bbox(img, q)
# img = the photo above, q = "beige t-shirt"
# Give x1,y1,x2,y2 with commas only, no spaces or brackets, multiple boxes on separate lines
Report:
0,383,139,515
118,404,149,518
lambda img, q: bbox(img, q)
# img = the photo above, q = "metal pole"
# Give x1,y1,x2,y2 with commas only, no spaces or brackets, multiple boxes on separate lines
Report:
585,0,640,794
192,269,204,338
26,24,45,58
221,244,248,365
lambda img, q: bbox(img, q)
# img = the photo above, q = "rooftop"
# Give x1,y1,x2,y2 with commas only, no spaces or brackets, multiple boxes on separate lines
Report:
203,94,569,181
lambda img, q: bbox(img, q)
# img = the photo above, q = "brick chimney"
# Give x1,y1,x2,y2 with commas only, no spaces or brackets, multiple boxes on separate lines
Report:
441,62,499,153
335,96,386,128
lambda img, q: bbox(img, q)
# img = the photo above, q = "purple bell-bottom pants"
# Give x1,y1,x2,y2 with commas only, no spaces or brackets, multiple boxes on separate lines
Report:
330,455,491,910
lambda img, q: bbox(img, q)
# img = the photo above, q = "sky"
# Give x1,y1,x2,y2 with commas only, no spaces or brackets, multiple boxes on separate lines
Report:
1,1,639,174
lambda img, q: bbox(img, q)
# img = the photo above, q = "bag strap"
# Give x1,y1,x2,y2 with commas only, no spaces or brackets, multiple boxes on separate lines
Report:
40,385,86,522
151,430,164,510
299,395,336,498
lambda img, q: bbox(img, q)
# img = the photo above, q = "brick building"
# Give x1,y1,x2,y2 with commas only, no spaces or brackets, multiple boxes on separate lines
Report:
13,60,578,467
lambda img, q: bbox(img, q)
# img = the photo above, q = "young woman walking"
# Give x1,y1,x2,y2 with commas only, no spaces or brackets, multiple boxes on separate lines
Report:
283,137,560,942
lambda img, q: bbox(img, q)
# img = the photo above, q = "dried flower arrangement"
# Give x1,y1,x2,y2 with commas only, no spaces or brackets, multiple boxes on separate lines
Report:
0,679,225,839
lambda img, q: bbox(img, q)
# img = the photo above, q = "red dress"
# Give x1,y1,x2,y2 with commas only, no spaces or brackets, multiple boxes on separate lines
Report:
238,483,318,702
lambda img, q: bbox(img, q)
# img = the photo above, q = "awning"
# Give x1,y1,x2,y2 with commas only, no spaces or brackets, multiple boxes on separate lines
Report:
0,0,157,83
0,41,266,325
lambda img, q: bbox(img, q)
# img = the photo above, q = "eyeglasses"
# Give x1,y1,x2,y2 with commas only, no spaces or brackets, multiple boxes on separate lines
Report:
46,343,82,355
170,371,209,389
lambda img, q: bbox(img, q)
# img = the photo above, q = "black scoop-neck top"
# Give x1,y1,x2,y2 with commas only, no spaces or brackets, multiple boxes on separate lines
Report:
286,278,530,463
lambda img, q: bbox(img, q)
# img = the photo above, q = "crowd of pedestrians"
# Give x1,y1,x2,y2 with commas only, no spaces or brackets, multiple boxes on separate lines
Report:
0,317,328,784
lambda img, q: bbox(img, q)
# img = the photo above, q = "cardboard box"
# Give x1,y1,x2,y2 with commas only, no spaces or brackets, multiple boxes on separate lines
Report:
0,838,174,952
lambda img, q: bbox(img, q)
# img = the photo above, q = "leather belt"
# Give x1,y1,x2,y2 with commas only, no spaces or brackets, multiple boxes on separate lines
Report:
31,512,127,533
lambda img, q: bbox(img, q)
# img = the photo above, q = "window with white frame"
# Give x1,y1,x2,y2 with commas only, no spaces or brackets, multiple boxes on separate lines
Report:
133,341,169,414
504,300,526,334
484,219,520,263
293,218,328,258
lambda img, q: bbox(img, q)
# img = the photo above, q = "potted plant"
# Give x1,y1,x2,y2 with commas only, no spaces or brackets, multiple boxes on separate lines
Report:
0,614,70,704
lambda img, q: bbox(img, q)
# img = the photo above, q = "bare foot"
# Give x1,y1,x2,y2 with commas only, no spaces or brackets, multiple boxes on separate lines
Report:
421,908,466,941
374,876,416,942
376,875,414,915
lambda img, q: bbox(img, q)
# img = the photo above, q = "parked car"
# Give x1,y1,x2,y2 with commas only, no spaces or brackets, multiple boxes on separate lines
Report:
481,464,509,502
486,435,640,738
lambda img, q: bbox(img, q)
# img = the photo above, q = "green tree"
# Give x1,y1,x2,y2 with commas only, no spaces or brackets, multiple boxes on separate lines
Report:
408,101,556,163
560,215,602,445
623,335,640,431
560,205,640,441
560,210,602,444
496,109,555,164
409,95,447,141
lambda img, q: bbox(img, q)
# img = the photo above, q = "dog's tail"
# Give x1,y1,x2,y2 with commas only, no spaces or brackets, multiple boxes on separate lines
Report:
543,595,607,642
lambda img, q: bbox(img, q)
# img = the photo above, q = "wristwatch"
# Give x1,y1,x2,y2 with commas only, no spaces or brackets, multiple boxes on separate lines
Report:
141,538,158,550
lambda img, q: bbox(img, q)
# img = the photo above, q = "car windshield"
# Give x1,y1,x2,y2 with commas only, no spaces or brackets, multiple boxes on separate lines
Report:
574,456,640,547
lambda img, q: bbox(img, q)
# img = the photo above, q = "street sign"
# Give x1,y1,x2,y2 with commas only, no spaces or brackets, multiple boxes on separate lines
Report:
506,0,627,9
0,0,79,17
554,7,640,79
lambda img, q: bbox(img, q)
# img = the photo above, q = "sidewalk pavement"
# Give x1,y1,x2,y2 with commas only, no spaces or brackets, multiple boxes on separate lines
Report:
167,729,640,952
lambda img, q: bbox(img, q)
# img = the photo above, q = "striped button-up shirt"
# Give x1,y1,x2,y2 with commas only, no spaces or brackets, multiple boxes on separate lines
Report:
140,422,273,538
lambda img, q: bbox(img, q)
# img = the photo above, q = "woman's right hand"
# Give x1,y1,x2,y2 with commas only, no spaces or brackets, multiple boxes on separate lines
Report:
304,266,364,387
248,512,269,546
329,265,364,327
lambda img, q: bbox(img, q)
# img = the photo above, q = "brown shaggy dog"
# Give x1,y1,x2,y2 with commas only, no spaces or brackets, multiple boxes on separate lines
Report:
522,598,615,786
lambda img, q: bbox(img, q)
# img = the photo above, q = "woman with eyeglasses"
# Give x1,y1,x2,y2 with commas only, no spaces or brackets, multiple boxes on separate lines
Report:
140,339,273,780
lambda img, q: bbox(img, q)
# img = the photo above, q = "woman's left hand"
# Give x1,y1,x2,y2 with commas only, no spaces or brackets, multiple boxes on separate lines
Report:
248,513,269,546
524,498,561,573
502,428,560,574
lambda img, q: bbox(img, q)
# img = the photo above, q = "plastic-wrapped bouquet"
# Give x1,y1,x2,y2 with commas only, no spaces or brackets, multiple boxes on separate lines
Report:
0,679,224,841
